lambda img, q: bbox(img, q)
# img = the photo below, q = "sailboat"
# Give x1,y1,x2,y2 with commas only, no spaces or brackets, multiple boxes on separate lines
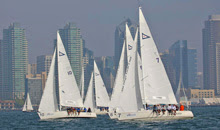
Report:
93,61,110,114
108,41,126,119
37,32,96,120
115,7,194,121
22,92,34,112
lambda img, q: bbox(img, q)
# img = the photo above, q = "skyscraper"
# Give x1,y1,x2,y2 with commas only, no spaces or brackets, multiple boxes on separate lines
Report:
169,40,188,92
188,49,198,88
0,23,28,100
37,55,52,75
58,23,83,86
203,15,220,95
114,18,138,70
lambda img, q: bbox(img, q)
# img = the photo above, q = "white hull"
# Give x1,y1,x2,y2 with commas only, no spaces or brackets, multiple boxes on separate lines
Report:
117,110,193,121
95,109,108,115
38,111,97,120
108,112,118,119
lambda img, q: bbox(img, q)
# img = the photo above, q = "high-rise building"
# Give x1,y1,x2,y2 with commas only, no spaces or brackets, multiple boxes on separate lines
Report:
58,23,83,86
114,18,138,71
37,55,52,75
203,15,220,95
0,23,28,100
188,49,198,88
27,64,37,77
197,72,203,89
169,40,188,92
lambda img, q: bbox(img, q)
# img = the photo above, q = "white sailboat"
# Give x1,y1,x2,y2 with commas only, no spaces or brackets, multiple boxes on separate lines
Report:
93,61,110,114
117,7,193,121
22,92,34,112
108,41,126,119
37,32,96,120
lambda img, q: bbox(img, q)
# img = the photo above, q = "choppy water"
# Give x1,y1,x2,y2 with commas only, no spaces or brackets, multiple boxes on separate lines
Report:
1,106,220,130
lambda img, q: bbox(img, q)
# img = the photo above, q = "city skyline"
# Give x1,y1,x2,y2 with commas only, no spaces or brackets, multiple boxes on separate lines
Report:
1,0,220,72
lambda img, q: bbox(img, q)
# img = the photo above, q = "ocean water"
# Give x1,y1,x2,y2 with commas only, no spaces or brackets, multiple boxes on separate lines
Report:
1,106,220,130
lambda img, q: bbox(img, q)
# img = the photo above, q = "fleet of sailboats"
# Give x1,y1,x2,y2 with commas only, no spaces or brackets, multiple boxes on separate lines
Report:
23,6,193,121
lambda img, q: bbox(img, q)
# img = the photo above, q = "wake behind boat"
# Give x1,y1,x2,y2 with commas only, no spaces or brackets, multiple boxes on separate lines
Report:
37,32,96,120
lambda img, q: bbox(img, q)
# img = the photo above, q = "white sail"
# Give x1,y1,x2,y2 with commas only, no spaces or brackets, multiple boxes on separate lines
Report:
26,93,33,111
93,61,110,107
109,41,126,109
38,49,59,113
57,32,83,107
139,7,177,104
80,65,85,100
84,72,95,112
138,53,145,104
22,100,27,111
118,26,143,112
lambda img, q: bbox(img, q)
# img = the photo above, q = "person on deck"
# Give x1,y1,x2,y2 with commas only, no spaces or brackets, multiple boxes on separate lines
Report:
167,104,172,115
172,105,177,115
83,107,87,112
153,105,157,114
157,104,162,115
162,105,166,115
87,107,91,112
180,103,184,111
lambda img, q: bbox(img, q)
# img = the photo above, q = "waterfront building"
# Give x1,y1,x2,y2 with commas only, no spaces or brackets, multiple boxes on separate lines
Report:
114,18,138,70
37,55,52,75
0,23,28,100
203,15,220,95
0,100,15,110
58,23,84,86
190,89,215,99
188,49,198,88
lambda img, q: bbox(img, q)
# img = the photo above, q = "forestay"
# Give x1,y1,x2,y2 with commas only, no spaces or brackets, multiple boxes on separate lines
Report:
139,7,177,104
94,61,110,107
84,72,95,112
38,49,59,113
57,32,83,107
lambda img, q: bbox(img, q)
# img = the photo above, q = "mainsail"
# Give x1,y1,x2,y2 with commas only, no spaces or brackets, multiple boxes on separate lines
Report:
38,49,58,113
139,7,177,104
84,72,95,112
57,32,83,107
93,61,110,107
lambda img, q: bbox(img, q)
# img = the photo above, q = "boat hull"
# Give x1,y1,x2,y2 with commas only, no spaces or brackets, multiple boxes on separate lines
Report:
117,110,193,121
95,109,108,115
38,111,97,120
108,112,118,119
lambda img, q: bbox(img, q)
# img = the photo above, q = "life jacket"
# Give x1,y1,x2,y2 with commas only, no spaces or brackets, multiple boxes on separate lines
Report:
180,105,184,111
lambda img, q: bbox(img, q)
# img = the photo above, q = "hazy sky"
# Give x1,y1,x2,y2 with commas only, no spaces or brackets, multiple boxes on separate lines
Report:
1,0,220,71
